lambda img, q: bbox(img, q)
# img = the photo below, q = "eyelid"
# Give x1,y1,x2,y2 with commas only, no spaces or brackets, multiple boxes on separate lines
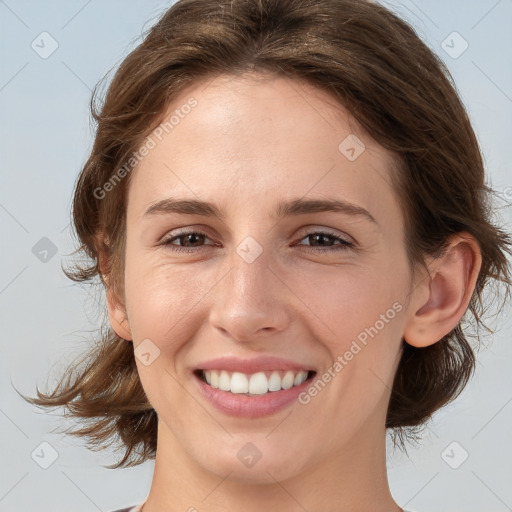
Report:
160,225,357,255
162,224,354,241
160,228,214,245
295,225,354,245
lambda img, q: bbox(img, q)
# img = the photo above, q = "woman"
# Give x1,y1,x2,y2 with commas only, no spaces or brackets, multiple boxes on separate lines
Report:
23,0,511,511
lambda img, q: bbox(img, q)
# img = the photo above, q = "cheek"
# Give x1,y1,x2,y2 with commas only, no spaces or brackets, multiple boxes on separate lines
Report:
124,260,209,344
306,270,406,419
300,262,407,406
303,263,407,340
124,237,409,358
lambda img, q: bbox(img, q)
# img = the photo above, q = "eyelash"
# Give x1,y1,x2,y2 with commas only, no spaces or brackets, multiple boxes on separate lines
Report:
160,229,354,254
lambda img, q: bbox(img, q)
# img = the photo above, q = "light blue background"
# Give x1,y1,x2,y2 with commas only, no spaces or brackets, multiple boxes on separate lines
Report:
1,1,511,511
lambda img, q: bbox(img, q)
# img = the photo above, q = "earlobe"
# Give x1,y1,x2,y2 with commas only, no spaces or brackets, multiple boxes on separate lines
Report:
106,288,133,341
96,232,133,342
403,233,482,348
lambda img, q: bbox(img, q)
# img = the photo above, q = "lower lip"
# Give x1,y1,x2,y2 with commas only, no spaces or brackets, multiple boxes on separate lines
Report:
193,371,315,418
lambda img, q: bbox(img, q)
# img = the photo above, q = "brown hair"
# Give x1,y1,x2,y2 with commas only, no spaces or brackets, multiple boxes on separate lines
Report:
20,0,511,468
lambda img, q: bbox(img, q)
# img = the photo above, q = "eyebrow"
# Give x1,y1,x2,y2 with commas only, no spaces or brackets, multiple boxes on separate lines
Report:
143,197,377,224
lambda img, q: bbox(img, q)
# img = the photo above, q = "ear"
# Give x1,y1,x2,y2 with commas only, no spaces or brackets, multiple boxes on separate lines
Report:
97,233,133,342
403,232,482,348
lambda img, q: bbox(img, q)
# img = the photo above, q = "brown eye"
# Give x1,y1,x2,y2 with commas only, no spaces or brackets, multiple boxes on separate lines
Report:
161,230,214,253
161,229,354,254
297,231,353,252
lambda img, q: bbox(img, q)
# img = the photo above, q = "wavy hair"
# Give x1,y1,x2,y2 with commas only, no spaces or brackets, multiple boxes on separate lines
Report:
20,0,511,468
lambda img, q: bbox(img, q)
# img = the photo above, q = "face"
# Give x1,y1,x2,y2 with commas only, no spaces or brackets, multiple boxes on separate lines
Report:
112,72,416,484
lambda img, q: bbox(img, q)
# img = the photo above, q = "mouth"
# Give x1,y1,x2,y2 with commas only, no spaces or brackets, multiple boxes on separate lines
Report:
191,355,320,417
193,368,317,396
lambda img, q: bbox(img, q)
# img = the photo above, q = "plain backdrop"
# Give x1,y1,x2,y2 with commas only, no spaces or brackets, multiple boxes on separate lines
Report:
1,1,511,511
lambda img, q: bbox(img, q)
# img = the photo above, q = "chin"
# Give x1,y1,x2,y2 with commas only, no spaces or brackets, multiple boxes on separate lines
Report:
198,445,309,485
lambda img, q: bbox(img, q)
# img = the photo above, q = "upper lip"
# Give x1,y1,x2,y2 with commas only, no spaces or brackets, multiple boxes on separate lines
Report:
194,356,316,374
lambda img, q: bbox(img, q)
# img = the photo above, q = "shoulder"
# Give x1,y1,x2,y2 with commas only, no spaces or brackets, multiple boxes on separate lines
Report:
109,505,144,512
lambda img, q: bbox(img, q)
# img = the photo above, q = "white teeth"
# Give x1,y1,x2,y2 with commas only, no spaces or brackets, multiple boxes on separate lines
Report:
268,371,282,392
210,370,219,388
248,372,268,395
281,371,295,389
230,372,249,393
293,371,305,386
202,369,309,395
219,370,231,391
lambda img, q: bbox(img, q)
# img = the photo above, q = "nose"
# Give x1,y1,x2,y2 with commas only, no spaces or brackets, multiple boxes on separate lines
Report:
208,243,292,345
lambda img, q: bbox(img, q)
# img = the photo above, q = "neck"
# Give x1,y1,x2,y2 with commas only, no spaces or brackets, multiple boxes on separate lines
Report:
141,419,401,512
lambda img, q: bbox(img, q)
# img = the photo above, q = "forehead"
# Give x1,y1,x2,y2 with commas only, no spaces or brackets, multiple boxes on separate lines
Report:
127,72,401,228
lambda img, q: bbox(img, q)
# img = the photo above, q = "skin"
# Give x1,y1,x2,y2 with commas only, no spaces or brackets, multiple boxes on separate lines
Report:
104,72,482,512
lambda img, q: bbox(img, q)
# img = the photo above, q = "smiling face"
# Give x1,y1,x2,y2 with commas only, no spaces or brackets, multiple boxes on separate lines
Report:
107,72,418,485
